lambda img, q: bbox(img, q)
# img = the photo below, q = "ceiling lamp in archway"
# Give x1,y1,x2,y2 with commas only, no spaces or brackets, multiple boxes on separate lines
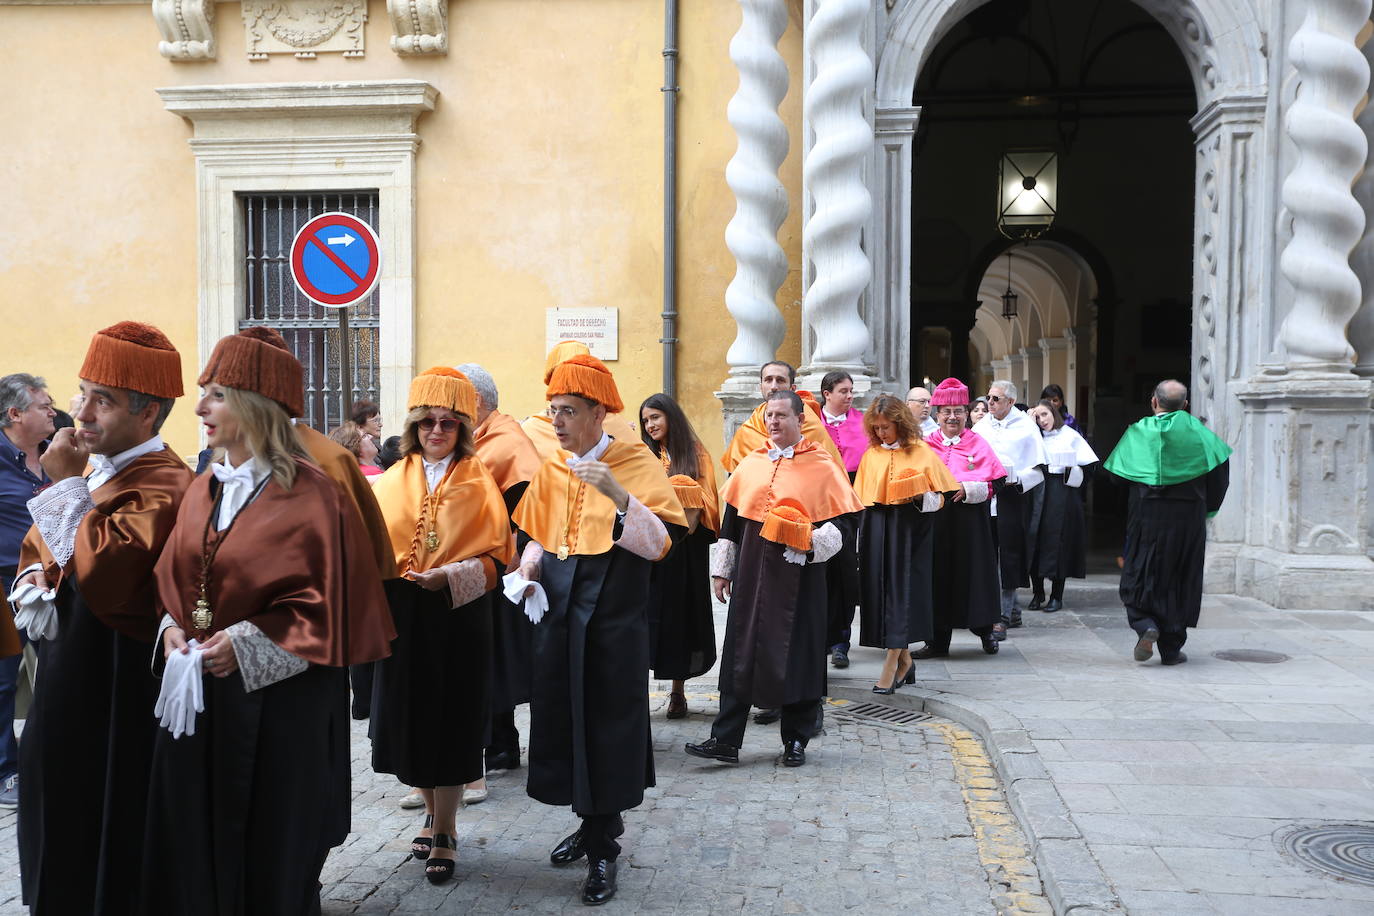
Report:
998,150,1057,241
1001,252,1018,320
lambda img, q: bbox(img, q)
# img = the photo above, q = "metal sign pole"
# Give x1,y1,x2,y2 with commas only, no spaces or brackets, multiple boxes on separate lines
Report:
339,305,352,428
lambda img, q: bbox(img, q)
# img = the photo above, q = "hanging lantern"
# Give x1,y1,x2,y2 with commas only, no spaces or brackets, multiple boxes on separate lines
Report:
1001,252,1018,320
998,150,1057,241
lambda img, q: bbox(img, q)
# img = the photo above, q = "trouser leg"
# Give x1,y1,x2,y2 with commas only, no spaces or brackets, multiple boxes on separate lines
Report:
1050,578,1065,600
999,588,1017,624
487,708,519,758
577,813,625,861
1126,607,1160,636
1158,629,1188,658
779,698,823,746
969,624,995,638
710,687,752,748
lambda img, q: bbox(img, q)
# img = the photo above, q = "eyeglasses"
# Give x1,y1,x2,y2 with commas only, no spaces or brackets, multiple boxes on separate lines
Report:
907,398,930,406
547,405,581,421
936,407,967,416
417,417,459,433
987,395,1005,404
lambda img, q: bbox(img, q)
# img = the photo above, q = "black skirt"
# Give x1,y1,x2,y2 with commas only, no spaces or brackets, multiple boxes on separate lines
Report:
371,577,492,787
857,503,936,648
1032,472,1088,581
930,501,1003,630
648,525,718,680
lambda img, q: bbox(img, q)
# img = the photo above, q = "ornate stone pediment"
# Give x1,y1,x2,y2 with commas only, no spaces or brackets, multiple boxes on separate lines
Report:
242,0,367,59
388,0,448,55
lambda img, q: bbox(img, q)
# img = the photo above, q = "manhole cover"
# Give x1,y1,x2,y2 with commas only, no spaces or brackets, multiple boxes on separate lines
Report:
1277,824,1374,886
830,702,932,727
1212,648,1291,664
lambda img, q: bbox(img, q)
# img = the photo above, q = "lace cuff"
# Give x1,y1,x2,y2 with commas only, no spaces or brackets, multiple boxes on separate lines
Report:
919,491,944,513
444,557,492,608
963,481,990,504
521,539,545,569
614,496,670,561
810,522,842,564
710,539,738,579
27,477,93,570
228,619,309,692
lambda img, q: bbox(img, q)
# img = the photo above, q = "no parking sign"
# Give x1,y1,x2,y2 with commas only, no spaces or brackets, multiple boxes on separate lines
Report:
290,212,381,308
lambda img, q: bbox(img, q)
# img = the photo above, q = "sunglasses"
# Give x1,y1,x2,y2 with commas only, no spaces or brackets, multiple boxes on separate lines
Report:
417,417,459,433
987,395,1005,403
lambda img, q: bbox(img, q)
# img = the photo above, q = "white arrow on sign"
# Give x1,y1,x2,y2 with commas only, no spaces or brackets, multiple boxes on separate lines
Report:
327,234,356,247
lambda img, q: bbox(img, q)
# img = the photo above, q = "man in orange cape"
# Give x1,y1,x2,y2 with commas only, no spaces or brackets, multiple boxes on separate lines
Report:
521,340,640,461
511,354,685,906
11,322,194,914
720,359,843,472
685,390,863,769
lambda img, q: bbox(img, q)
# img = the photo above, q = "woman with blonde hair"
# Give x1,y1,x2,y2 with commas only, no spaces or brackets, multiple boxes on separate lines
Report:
143,327,394,915
369,367,514,884
853,395,959,692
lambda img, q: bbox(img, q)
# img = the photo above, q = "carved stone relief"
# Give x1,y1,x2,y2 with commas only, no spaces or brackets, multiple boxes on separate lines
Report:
388,0,449,55
153,0,216,61
243,0,367,59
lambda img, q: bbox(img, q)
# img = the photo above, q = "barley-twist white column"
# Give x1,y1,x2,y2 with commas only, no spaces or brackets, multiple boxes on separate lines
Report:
800,0,872,379
1349,19,1374,377
1277,0,1371,373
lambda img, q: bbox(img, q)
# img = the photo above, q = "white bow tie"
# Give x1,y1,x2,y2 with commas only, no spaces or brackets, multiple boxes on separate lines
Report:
880,441,901,450
88,454,117,479
942,435,961,447
211,462,257,488
766,444,795,462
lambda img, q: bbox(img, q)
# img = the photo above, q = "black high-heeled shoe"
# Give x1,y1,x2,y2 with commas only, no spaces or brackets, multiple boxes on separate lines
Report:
900,662,916,686
872,680,897,695
411,814,434,860
426,833,457,884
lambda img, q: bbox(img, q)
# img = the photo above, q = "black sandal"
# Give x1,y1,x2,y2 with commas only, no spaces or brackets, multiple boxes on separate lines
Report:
425,833,457,884
411,814,434,860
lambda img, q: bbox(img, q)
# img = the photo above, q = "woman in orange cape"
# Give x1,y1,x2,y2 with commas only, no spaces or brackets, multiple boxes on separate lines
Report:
369,367,514,885
852,395,959,692
639,393,720,718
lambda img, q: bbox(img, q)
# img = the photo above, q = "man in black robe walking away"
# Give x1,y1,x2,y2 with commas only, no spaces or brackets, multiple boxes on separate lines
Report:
1104,380,1231,665
684,390,862,768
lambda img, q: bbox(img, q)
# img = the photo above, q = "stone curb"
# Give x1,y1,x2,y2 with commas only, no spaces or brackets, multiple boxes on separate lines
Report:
829,683,1124,915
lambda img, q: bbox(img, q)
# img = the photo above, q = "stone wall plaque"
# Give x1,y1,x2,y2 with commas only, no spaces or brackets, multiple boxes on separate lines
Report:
243,0,367,60
546,308,618,361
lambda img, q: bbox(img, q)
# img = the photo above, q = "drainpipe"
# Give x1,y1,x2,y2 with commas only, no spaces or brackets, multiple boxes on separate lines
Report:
661,0,680,397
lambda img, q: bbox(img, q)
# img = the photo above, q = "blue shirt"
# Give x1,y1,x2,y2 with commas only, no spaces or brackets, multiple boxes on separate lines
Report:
0,430,50,569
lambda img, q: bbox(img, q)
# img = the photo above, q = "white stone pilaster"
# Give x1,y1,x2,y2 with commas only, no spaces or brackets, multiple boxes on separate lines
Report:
1039,337,1071,401
1020,346,1044,402
867,106,920,395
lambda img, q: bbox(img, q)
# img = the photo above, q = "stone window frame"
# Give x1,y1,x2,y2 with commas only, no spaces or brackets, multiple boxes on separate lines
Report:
157,80,436,431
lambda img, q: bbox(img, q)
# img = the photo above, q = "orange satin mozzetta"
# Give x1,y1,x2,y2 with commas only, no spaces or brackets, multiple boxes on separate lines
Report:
852,442,961,507
512,439,687,558
155,459,395,665
371,451,514,577
19,447,192,643
721,401,844,472
720,438,863,525
473,410,542,494
296,423,398,579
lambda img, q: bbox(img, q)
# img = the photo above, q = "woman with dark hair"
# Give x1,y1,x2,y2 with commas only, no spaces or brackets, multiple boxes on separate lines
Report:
330,422,383,478
853,396,959,692
351,399,383,441
1027,399,1098,611
968,397,989,428
639,393,718,718
1039,384,1082,433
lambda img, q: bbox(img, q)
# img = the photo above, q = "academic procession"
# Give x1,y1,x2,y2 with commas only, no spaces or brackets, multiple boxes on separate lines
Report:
0,319,1234,912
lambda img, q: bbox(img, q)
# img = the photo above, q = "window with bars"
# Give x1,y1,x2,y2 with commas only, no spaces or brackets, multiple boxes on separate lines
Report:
240,191,382,432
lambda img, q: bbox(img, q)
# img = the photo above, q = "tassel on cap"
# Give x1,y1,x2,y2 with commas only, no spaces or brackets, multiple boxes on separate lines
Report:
407,366,476,419
545,353,624,414
760,497,812,552
198,326,305,418
543,339,591,384
79,321,183,399
930,378,970,407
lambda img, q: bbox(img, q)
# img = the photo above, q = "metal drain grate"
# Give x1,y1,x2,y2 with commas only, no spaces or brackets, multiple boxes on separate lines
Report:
830,702,933,727
1213,649,1291,664
1276,824,1374,887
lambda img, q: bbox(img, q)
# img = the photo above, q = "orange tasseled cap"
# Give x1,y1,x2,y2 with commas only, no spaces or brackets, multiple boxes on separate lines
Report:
407,366,476,419
545,353,624,414
542,339,591,384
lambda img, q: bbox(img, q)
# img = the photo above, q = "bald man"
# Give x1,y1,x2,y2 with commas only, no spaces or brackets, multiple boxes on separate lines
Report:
906,387,937,437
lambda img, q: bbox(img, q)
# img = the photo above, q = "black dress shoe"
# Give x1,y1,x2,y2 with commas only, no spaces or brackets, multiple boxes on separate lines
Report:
1160,650,1189,666
831,647,850,669
782,740,806,767
1133,628,1159,662
752,707,781,725
581,857,617,905
911,645,948,659
1007,615,1024,629
486,750,521,773
550,829,586,866
981,634,1000,655
684,737,739,764
1027,597,1045,611
1044,598,1063,613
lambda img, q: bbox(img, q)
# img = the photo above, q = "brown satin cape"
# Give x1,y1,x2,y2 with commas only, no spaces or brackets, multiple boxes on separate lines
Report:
473,410,542,494
371,452,514,577
656,444,721,535
720,438,863,525
296,423,398,579
18,447,192,643
512,439,687,557
721,400,844,472
520,412,644,463
853,442,961,507
154,459,395,665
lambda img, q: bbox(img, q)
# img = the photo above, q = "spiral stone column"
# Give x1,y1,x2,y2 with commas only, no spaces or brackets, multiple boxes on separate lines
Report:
1276,0,1371,373
797,0,873,395
716,0,791,442
1350,20,1374,378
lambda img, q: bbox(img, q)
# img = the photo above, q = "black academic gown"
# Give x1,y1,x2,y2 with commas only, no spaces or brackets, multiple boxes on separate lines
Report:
857,503,937,649
717,505,860,709
526,521,684,817
19,578,159,916
930,496,1003,632
1031,466,1094,581
1118,461,1230,630
648,523,718,680
992,483,1039,589
490,481,534,712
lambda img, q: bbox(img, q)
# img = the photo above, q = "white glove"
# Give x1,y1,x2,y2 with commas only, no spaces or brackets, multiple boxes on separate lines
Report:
8,579,58,641
1066,466,1084,488
502,571,549,624
782,547,808,565
155,639,205,740
810,522,843,564
919,491,944,513
962,481,990,504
